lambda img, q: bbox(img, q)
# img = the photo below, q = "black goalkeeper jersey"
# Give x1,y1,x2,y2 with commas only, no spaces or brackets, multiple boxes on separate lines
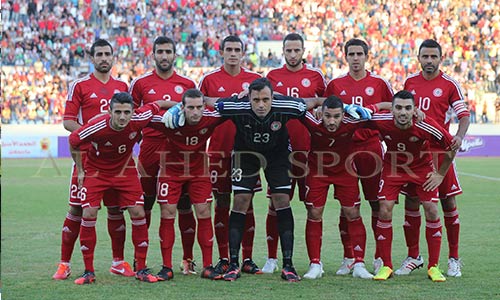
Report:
215,94,307,154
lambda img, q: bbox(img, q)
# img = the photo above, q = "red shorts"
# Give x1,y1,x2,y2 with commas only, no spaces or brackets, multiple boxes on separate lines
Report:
80,169,144,209
378,168,439,203
402,153,462,199
68,163,119,207
138,139,163,196
351,139,384,201
305,172,360,208
157,175,213,205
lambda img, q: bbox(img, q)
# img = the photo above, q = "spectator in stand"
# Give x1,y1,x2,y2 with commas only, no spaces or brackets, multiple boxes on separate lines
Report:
2,0,499,124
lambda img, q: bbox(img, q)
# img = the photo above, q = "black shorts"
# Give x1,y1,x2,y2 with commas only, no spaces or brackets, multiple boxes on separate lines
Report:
231,149,291,195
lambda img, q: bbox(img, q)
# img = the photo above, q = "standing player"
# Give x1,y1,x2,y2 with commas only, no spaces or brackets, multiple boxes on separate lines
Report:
149,89,223,281
395,39,470,277
198,35,262,275
325,38,393,275
53,39,132,280
216,78,325,282
370,90,457,282
129,36,198,275
263,33,326,273
68,92,172,284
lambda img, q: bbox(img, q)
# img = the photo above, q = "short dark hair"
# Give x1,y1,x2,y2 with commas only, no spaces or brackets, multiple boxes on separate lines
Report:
322,95,344,111
248,78,273,95
221,35,244,51
90,39,113,56
344,38,368,56
392,90,414,104
182,88,204,105
153,36,176,54
110,92,134,109
283,33,304,48
418,39,442,57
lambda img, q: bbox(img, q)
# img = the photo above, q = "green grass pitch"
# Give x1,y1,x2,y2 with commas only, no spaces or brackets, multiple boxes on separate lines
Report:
2,157,500,299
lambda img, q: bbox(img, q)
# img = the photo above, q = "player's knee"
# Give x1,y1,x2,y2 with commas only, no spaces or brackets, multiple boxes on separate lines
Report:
69,205,83,216
194,203,211,219
215,193,231,207
440,196,456,211
307,207,323,221
342,206,360,221
422,202,439,220
82,207,98,219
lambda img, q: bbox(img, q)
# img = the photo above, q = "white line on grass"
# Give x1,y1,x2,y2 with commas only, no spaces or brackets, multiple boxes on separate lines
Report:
459,172,500,181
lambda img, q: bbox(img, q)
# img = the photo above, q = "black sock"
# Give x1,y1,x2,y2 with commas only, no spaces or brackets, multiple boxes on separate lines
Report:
276,207,294,267
228,211,246,265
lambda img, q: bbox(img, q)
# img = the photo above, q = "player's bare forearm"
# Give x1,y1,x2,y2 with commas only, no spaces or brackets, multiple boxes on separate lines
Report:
375,102,391,111
450,116,470,150
203,96,218,108
63,120,81,133
456,116,470,139
155,100,179,109
438,150,457,177
304,97,325,110
69,144,83,171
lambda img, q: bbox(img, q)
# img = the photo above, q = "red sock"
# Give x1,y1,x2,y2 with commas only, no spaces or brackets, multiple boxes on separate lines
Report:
159,218,175,269
305,219,322,264
197,217,214,268
145,210,152,229
339,215,353,258
348,217,367,263
60,212,81,262
376,219,393,269
371,213,379,258
426,219,442,268
443,207,460,258
178,210,196,260
131,217,149,271
80,217,97,272
266,209,279,259
403,208,421,258
242,209,255,260
107,212,126,261
214,206,229,259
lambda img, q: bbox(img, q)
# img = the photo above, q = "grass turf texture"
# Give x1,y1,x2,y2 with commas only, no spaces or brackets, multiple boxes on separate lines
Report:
2,157,500,299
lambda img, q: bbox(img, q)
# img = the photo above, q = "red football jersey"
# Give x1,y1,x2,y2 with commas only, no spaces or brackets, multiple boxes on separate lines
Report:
63,73,129,125
404,71,469,132
150,110,223,176
369,113,454,172
199,66,261,97
69,103,160,174
325,71,393,141
129,70,196,139
301,112,359,179
198,66,261,155
266,64,326,97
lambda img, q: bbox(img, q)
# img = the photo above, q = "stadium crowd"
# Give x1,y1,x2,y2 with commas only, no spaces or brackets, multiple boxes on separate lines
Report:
2,0,500,124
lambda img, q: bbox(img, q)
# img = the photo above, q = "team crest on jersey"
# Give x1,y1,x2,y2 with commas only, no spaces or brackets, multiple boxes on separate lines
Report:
242,82,250,90
199,128,208,135
409,136,419,142
270,121,282,131
301,78,311,87
365,87,374,96
175,85,184,94
433,88,443,97
129,132,137,139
